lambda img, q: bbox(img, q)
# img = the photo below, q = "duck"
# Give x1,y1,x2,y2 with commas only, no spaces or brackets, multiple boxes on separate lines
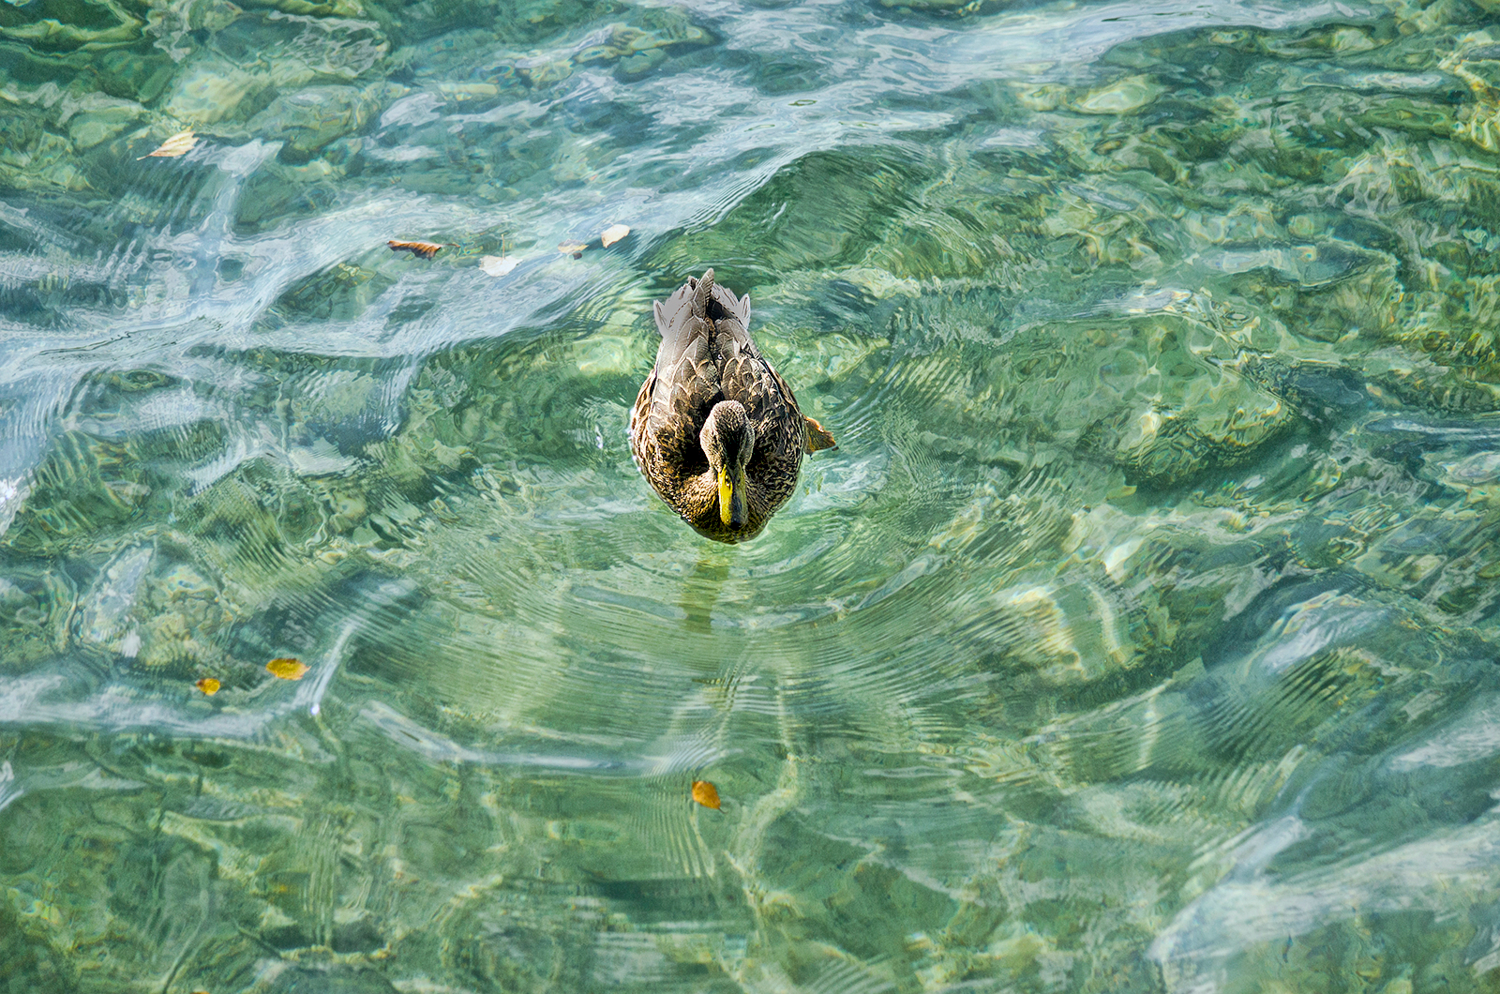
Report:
630,269,836,543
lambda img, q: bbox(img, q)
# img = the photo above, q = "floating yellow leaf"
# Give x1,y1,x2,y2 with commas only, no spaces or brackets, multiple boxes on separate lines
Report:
691,780,721,810
600,224,630,247
195,678,220,696
138,129,197,160
266,657,309,680
480,255,518,277
558,240,588,257
388,239,442,260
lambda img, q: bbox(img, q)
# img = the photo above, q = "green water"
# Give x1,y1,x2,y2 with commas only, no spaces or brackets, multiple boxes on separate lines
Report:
5,0,1500,990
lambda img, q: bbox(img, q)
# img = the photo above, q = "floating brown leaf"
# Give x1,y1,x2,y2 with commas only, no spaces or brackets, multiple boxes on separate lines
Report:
388,240,442,260
266,657,310,680
600,224,630,247
557,240,588,257
195,677,221,696
691,780,721,810
138,129,197,160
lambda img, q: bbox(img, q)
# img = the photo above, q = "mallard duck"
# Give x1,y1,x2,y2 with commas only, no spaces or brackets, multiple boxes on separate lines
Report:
630,269,836,543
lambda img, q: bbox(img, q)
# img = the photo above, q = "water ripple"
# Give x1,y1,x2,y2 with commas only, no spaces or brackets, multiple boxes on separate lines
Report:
3,0,1499,988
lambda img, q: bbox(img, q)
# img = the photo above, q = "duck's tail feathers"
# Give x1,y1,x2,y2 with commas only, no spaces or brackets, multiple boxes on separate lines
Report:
712,285,751,332
654,270,714,353
653,269,752,354
692,269,716,318
692,268,751,329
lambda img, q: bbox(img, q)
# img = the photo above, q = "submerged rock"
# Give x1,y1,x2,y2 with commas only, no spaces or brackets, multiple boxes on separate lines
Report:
145,0,245,61
162,57,263,124
247,83,390,159
62,93,147,150
1074,74,1167,115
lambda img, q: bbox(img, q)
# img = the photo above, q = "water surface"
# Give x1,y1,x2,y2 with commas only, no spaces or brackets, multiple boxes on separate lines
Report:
4,0,1500,990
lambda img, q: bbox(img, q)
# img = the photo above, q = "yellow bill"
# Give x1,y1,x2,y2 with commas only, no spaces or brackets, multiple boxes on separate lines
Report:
717,466,747,528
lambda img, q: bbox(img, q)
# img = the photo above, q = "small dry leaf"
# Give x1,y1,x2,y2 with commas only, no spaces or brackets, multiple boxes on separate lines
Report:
138,129,197,160
557,240,588,255
480,255,518,277
600,224,630,247
195,677,221,696
805,415,837,453
266,657,310,681
388,240,443,260
691,780,721,810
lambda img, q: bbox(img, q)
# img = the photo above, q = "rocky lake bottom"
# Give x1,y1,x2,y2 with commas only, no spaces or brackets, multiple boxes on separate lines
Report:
5,0,1500,990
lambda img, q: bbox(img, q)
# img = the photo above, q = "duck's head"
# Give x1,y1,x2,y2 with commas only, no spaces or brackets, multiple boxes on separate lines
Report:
700,400,754,529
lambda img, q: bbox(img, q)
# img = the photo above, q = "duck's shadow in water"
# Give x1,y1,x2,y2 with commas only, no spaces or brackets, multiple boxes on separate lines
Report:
679,550,731,633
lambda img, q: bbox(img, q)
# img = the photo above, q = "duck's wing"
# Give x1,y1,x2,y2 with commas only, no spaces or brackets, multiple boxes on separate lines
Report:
714,290,807,485
639,272,725,471
708,281,836,456
722,347,795,426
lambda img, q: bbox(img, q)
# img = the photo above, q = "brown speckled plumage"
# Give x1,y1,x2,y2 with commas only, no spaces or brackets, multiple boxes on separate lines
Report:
630,269,836,543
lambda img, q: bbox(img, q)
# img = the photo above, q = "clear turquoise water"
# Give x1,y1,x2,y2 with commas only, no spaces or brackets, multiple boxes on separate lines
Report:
5,0,1500,990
